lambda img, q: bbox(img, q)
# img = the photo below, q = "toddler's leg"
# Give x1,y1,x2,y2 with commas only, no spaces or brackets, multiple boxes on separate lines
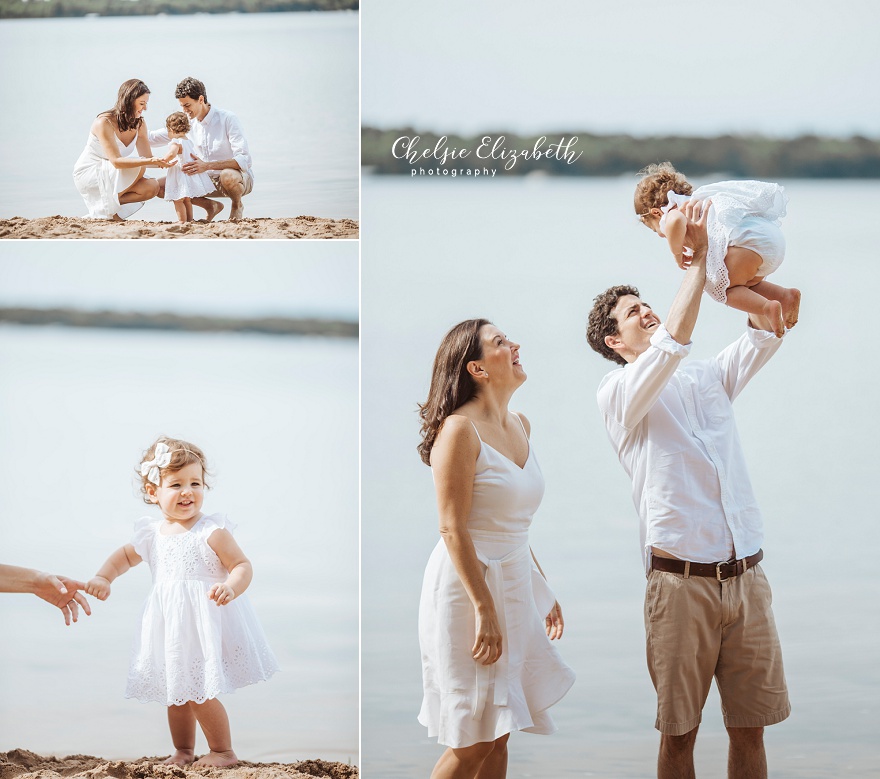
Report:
749,280,801,328
725,285,785,337
173,199,188,223
164,704,196,766
184,198,193,222
191,697,239,767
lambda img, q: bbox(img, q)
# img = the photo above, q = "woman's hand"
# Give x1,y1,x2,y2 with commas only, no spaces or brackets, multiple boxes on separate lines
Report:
545,600,565,640
86,576,111,601
149,156,176,169
472,607,503,665
208,582,236,606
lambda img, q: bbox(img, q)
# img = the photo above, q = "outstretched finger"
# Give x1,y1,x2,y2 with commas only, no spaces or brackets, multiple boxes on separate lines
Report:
73,591,91,617
60,602,72,626
47,574,68,595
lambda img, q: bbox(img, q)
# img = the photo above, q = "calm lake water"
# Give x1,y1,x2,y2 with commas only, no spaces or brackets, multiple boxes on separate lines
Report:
0,325,358,764
361,176,880,777
0,12,359,221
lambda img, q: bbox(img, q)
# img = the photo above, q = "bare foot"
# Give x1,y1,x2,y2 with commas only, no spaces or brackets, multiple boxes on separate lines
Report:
229,201,244,221
194,750,238,768
780,287,801,329
763,299,785,338
201,199,224,222
164,749,195,766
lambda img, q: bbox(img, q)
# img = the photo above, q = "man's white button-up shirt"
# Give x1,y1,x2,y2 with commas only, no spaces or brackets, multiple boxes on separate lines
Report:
149,106,253,178
597,324,783,572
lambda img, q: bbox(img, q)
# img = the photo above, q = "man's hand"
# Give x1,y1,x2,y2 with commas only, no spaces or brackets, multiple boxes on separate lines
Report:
33,573,92,626
182,154,211,176
681,198,711,264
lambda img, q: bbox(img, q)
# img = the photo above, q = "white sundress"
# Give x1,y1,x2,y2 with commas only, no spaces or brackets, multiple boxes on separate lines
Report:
164,137,214,201
418,417,576,748
125,512,279,706
660,180,789,303
72,132,145,220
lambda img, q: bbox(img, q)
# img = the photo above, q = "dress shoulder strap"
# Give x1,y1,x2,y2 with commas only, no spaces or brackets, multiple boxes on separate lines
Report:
469,420,483,443
511,412,529,439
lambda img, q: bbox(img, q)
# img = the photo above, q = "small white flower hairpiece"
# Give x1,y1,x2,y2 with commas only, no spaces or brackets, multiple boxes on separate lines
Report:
141,443,172,486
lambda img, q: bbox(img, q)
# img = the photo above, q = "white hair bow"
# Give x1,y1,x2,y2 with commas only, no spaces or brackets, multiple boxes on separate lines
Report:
141,443,172,486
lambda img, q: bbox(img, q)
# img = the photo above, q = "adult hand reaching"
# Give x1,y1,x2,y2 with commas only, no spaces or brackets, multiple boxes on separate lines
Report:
545,600,565,640
181,154,211,176
0,564,92,626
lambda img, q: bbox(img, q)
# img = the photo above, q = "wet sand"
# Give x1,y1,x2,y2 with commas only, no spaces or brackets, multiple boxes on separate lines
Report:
0,750,357,779
0,217,359,240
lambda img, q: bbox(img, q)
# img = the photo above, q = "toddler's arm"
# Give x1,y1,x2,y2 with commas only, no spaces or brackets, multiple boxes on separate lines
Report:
663,208,690,268
162,142,182,165
87,544,142,601
207,529,253,606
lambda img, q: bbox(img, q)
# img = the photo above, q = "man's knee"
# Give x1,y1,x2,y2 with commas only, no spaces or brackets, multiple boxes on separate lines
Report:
726,726,764,746
219,169,245,196
660,726,699,755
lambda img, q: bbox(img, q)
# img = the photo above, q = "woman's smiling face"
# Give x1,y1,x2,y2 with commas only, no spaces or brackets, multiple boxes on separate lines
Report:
474,324,525,386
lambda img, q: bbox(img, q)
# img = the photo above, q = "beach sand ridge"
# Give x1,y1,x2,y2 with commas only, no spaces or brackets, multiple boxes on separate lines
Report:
0,751,357,779
0,217,358,240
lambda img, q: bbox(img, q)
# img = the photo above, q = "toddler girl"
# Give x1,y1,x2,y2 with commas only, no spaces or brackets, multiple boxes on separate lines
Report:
161,112,214,222
634,162,801,337
86,437,279,767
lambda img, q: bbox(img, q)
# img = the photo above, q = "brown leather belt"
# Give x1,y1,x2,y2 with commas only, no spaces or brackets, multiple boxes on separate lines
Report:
651,549,763,581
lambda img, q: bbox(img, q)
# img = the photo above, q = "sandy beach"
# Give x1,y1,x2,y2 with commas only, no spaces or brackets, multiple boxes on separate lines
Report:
0,217,359,240
0,751,357,779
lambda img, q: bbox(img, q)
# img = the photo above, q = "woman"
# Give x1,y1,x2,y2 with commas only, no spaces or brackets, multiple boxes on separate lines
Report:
73,79,173,219
417,319,575,779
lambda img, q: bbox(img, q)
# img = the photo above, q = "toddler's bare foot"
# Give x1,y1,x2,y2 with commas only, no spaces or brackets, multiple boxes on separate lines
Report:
163,749,195,766
763,299,785,338
780,287,801,328
194,750,238,767
203,200,224,222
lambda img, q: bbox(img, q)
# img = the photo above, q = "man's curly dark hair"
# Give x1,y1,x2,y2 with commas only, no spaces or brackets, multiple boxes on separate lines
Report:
175,77,208,103
586,284,641,366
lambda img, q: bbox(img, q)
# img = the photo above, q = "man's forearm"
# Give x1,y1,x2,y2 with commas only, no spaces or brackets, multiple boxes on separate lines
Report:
664,257,706,346
205,158,243,172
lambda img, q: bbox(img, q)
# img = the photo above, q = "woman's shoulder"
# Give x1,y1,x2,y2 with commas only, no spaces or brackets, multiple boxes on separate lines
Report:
432,413,481,460
512,411,531,437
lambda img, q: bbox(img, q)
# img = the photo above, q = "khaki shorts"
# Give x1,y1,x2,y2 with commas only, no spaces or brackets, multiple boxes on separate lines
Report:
644,564,790,735
206,168,254,198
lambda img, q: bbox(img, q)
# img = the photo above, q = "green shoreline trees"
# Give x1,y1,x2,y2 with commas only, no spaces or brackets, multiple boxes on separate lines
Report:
363,127,880,179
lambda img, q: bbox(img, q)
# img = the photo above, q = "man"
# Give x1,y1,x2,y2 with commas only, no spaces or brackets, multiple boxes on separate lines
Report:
149,77,254,221
586,200,790,779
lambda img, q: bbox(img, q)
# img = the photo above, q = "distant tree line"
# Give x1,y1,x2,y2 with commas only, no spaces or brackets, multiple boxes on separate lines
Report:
0,307,359,338
363,126,880,179
0,0,356,18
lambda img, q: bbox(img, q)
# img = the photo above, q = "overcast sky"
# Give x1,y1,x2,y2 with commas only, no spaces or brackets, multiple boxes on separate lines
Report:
362,0,880,137
0,243,358,319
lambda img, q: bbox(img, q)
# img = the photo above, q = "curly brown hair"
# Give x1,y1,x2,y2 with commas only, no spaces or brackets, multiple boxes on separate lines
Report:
165,111,190,135
586,285,641,366
417,319,491,466
633,161,693,218
137,436,211,503
175,76,208,103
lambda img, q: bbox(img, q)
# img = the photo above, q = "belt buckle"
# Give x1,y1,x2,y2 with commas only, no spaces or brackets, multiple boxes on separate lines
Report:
716,561,728,582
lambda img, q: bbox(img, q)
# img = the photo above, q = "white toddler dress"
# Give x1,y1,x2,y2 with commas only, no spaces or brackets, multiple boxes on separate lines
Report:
660,180,789,303
418,416,575,748
125,513,279,706
164,137,214,201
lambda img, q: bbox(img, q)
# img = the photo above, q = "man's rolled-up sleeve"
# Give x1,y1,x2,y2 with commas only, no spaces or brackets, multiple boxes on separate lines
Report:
147,128,171,147
713,327,784,402
225,115,252,173
598,325,691,433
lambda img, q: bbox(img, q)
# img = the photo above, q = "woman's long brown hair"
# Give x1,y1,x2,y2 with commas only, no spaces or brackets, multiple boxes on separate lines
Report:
99,78,150,133
417,318,490,466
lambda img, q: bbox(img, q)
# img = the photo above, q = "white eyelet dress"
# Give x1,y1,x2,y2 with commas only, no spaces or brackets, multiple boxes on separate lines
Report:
418,419,576,748
660,180,789,303
125,513,279,706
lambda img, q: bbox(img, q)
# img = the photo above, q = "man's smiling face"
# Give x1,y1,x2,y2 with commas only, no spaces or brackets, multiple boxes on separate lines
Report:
605,294,661,363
